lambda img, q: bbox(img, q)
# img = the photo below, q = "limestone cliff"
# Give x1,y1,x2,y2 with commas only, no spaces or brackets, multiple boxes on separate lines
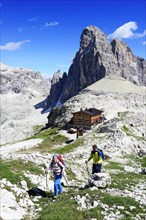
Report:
45,25,146,110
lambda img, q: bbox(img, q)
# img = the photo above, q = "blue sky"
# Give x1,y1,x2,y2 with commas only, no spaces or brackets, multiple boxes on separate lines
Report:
0,0,146,77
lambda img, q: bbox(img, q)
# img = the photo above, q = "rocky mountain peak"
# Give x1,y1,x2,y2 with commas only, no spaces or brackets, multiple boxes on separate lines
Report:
80,25,108,51
111,38,136,63
42,70,67,111
42,25,146,112
111,39,146,85
51,70,62,85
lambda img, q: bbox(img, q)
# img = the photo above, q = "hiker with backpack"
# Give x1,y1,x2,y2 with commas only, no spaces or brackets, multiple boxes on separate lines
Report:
85,144,103,174
45,154,65,198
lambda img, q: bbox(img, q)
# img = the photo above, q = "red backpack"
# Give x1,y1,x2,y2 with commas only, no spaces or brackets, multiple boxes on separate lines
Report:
57,155,65,166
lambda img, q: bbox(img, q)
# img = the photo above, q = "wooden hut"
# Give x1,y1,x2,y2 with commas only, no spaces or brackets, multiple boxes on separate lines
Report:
72,108,103,129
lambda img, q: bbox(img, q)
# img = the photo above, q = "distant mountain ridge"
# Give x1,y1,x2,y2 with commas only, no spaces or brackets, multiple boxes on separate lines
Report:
44,25,146,111
0,63,51,144
0,63,51,95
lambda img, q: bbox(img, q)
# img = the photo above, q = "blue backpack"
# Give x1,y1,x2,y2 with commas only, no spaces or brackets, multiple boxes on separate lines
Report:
92,148,104,160
97,148,104,160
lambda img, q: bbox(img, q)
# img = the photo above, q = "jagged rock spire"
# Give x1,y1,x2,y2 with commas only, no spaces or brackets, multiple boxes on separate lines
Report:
44,25,146,111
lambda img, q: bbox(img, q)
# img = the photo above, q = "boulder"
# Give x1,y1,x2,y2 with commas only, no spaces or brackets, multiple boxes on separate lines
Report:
20,180,28,191
89,172,111,188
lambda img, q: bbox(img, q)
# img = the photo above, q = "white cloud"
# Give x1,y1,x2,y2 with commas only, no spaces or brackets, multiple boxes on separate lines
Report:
143,41,146,45
44,21,59,27
108,21,146,40
0,40,30,51
134,30,146,38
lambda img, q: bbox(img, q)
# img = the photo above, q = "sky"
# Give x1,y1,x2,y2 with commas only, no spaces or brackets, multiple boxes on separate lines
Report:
0,0,146,77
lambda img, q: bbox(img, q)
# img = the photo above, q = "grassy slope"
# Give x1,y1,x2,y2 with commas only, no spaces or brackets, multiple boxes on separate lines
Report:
1,127,146,220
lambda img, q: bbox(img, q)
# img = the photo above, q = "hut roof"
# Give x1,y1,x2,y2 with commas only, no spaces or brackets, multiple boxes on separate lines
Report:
73,108,103,116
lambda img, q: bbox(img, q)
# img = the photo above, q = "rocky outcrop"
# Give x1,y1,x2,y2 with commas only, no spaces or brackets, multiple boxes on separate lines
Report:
89,173,111,188
46,105,68,128
0,179,34,220
44,70,67,110
111,39,146,85
45,25,146,110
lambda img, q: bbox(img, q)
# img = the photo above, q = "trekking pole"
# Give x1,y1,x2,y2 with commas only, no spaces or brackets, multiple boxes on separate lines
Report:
85,162,90,184
63,174,69,187
46,173,48,192
86,163,90,178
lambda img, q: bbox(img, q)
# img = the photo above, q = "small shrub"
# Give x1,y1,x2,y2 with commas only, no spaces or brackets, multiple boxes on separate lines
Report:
122,125,129,132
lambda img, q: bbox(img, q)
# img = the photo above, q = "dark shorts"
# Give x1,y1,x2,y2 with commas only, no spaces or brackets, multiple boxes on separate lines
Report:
92,163,102,174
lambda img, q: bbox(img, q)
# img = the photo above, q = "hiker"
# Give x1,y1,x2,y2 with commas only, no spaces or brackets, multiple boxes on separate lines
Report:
85,144,103,174
45,154,65,198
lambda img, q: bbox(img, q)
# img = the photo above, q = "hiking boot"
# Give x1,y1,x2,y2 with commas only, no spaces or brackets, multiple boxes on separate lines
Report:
52,196,57,202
